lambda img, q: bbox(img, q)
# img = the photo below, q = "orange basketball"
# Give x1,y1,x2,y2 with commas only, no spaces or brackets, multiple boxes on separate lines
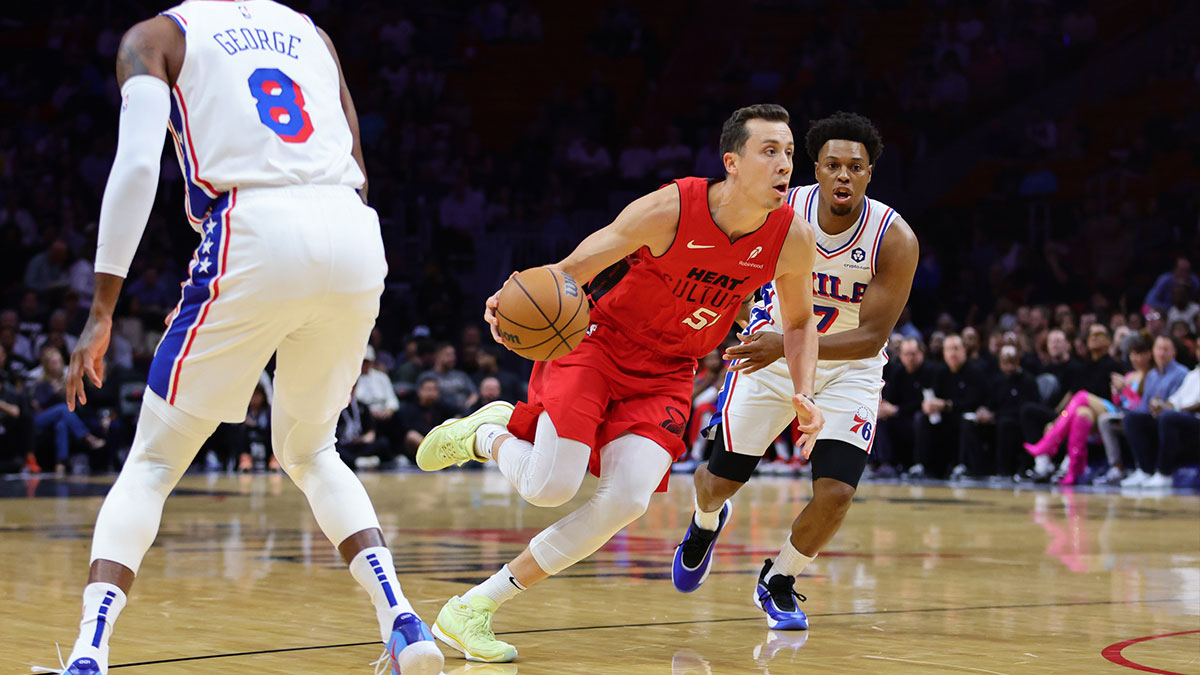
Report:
495,266,591,361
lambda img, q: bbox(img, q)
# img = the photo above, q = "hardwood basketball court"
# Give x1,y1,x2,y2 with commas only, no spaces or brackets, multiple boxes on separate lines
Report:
3,470,1198,674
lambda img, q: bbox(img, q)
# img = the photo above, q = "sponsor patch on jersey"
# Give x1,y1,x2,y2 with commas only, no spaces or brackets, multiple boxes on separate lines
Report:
851,247,866,263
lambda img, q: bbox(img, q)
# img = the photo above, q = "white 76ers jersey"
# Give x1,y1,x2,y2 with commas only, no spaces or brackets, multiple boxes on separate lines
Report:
747,184,901,370
161,0,363,229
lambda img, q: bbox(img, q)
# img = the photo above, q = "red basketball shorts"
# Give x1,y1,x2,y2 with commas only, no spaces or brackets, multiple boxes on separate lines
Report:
507,319,695,492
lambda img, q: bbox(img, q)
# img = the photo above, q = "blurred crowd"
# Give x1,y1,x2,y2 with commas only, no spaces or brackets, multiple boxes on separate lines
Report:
1,1,1198,482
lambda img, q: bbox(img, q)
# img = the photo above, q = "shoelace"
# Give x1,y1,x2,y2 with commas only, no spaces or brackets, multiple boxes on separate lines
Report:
369,649,392,675
462,603,497,640
678,528,717,568
765,574,807,612
29,643,65,674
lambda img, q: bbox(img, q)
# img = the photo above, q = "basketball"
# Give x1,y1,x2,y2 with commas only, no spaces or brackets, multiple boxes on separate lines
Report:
495,266,590,361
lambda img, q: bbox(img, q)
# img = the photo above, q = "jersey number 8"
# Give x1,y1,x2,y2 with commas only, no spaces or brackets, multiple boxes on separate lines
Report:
247,68,314,143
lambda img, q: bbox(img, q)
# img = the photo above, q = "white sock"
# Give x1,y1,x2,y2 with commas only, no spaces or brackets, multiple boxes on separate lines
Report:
463,564,526,609
349,547,416,642
768,539,816,579
69,582,127,665
475,423,508,460
693,495,723,531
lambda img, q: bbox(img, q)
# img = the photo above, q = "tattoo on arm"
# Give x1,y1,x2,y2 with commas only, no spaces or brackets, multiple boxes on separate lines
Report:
116,40,153,85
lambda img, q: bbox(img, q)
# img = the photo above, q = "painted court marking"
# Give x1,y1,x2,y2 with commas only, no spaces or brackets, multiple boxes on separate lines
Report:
862,654,1010,674
1100,629,1200,675
94,597,1192,670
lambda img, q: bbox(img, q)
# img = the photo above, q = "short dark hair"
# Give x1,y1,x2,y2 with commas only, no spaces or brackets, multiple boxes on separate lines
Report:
719,104,790,157
804,111,884,165
1128,334,1153,353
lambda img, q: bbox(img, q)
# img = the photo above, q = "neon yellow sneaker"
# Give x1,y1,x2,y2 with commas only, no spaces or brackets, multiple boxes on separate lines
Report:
416,401,514,471
432,595,518,663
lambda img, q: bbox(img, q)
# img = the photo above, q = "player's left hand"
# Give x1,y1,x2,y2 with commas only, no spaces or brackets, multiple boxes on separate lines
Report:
792,393,824,460
725,331,784,373
66,313,112,411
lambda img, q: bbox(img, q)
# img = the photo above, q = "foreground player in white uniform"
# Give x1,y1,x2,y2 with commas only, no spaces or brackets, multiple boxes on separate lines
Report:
53,3,441,674
671,113,918,629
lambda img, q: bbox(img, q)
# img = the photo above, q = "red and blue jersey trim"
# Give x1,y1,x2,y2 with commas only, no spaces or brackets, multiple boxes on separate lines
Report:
871,206,897,275
148,189,236,405
160,10,187,33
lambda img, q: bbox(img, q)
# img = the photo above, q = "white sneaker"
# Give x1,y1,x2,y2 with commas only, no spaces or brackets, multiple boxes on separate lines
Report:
950,464,968,480
1033,455,1055,476
1143,472,1173,488
1095,466,1125,485
1120,469,1150,487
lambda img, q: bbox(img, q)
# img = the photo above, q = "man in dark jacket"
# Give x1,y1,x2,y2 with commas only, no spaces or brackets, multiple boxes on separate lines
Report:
958,345,1040,478
910,334,988,478
877,337,934,474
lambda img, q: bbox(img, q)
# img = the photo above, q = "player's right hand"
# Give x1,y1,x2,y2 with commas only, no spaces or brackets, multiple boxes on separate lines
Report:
484,272,519,349
792,394,824,460
725,331,785,373
66,313,113,411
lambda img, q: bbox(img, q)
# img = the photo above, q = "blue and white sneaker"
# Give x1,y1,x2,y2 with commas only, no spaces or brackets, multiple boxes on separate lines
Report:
381,613,444,675
671,500,732,593
63,658,103,675
752,559,808,630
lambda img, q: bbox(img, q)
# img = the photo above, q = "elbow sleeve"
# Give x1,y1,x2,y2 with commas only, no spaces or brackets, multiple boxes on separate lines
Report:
94,75,170,278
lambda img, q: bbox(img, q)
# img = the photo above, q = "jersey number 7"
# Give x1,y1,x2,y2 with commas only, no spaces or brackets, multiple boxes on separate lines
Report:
247,68,314,143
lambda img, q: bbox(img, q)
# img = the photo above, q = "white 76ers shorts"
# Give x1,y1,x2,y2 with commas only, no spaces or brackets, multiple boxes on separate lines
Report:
709,356,883,456
147,185,387,423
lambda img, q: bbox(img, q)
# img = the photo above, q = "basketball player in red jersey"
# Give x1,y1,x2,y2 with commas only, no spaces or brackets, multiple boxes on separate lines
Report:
415,104,825,663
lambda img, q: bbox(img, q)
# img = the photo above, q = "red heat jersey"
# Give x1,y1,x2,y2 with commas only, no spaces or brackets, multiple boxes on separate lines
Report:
588,176,793,360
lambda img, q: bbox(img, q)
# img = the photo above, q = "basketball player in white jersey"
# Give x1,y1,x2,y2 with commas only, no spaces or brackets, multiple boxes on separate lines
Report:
671,113,918,630
52,3,441,674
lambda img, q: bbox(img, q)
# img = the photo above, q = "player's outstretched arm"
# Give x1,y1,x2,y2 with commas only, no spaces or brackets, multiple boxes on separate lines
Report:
773,214,824,457
483,185,680,344
316,27,368,204
68,18,178,410
817,217,918,361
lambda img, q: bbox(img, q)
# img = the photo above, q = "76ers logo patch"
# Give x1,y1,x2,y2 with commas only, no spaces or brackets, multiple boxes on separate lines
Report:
849,405,874,441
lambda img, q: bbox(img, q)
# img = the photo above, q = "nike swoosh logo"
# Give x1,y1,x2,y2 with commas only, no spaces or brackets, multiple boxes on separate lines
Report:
687,240,715,249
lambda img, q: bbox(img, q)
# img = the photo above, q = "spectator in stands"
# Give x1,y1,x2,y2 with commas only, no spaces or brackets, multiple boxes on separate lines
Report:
0,311,34,374
617,128,656,188
1095,334,1154,485
0,344,32,473
232,384,274,472
1167,283,1200,331
355,346,400,422
473,348,523,402
1121,336,1194,486
33,309,77,359
394,336,436,385
910,334,987,479
398,376,457,460
1022,325,1123,484
1020,328,1083,449
419,342,478,413
878,337,934,475
336,385,396,470
960,345,1039,478
30,346,104,474
1144,257,1198,313
124,265,176,315
23,239,69,293
470,376,508,414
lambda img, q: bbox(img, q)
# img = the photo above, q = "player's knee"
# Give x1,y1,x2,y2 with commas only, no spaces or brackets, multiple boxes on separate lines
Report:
595,490,652,527
814,478,857,510
522,483,577,508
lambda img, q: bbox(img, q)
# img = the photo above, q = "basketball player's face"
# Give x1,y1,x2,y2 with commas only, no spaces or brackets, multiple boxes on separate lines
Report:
815,140,873,217
731,119,794,208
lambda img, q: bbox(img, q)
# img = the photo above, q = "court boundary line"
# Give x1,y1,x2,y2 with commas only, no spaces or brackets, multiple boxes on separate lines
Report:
1100,629,1200,675
103,597,1191,669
